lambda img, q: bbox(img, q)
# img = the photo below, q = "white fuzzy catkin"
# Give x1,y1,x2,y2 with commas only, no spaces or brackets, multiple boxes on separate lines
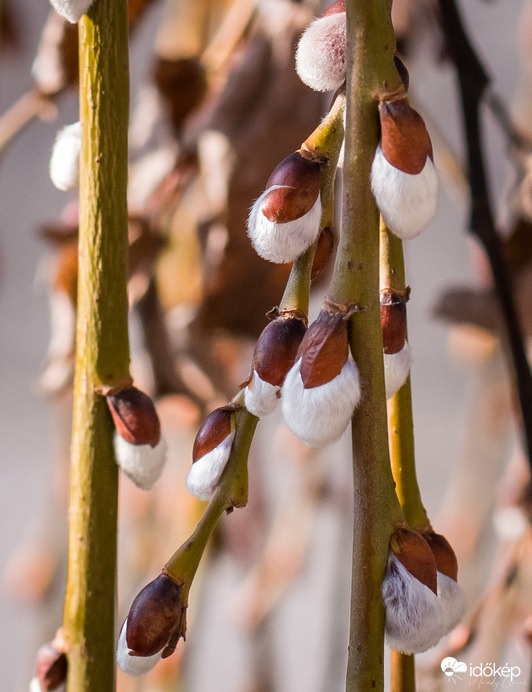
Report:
382,555,445,654
116,620,162,677
49,121,81,191
437,571,466,634
244,371,280,418
186,429,236,500
281,355,360,447
371,145,438,239
383,342,412,399
247,187,322,263
49,0,93,23
113,434,167,491
295,12,347,92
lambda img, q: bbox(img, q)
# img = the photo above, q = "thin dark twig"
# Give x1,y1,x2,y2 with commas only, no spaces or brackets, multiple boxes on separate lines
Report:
436,0,532,473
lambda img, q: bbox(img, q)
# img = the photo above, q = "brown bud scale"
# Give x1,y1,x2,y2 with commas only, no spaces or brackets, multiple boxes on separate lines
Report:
380,293,407,354
192,405,236,462
299,310,348,388
126,573,183,657
379,97,432,174
107,387,161,447
423,531,459,581
36,642,67,691
311,226,334,280
390,528,438,594
253,316,307,386
262,152,321,224
323,0,346,16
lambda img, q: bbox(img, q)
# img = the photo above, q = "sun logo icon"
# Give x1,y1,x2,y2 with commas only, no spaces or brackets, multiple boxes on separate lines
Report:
441,657,468,682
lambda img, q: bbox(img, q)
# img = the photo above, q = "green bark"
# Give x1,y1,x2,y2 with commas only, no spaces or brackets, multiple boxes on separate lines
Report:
336,2,405,690
62,1,130,690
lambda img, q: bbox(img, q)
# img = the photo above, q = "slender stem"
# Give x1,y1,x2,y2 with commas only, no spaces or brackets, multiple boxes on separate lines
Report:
163,409,258,600
339,2,404,689
383,227,429,533
62,1,130,690
390,651,416,692
382,227,424,692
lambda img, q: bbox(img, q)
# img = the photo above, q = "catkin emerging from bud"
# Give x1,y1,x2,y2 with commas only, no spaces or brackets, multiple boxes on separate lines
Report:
49,0,94,24
424,531,466,633
244,314,307,417
371,97,438,239
295,2,346,92
107,387,167,490
383,529,446,654
247,152,322,263
281,309,360,447
186,405,237,500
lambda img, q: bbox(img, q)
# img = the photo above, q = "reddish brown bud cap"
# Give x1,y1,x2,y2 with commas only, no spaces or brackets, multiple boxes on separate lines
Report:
311,226,334,280
261,152,321,224
126,573,184,657
192,405,236,462
423,532,458,581
379,97,433,174
36,642,67,691
253,316,307,386
107,387,161,447
299,310,348,388
323,0,345,16
380,292,407,354
390,528,438,594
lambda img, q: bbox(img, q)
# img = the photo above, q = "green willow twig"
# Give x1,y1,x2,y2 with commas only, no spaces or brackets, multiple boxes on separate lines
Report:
332,1,405,689
62,1,130,690
162,89,347,610
382,225,423,692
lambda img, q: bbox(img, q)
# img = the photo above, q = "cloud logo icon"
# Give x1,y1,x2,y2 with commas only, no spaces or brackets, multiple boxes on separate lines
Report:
441,657,468,678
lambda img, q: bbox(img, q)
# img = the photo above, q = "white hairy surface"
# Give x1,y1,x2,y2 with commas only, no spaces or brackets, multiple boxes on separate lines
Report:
116,620,162,677
371,145,438,239
281,355,361,448
186,430,236,501
437,571,467,634
244,371,280,418
295,12,347,92
49,121,81,191
50,0,93,23
384,342,412,399
382,556,445,654
247,188,322,263
113,434,167,491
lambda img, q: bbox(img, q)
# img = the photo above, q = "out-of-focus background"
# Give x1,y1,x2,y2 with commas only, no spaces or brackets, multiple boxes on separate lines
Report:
1,1,531,690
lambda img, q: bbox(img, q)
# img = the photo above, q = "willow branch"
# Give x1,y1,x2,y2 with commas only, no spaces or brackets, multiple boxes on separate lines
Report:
62,1,130,690
334,2,404,689
436,0,532,474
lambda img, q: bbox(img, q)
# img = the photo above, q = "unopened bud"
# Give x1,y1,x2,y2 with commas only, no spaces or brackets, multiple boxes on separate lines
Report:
371,97,438,239
127,574,184,656
295,2,346,92
35,642,67,691
247,152,322,263
107,387,161,446
186,405,237,500
281,308,360,447
244,315,307,418
49,121,81,191
383,528,445,654
49,0,94,23
311,226,334,280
